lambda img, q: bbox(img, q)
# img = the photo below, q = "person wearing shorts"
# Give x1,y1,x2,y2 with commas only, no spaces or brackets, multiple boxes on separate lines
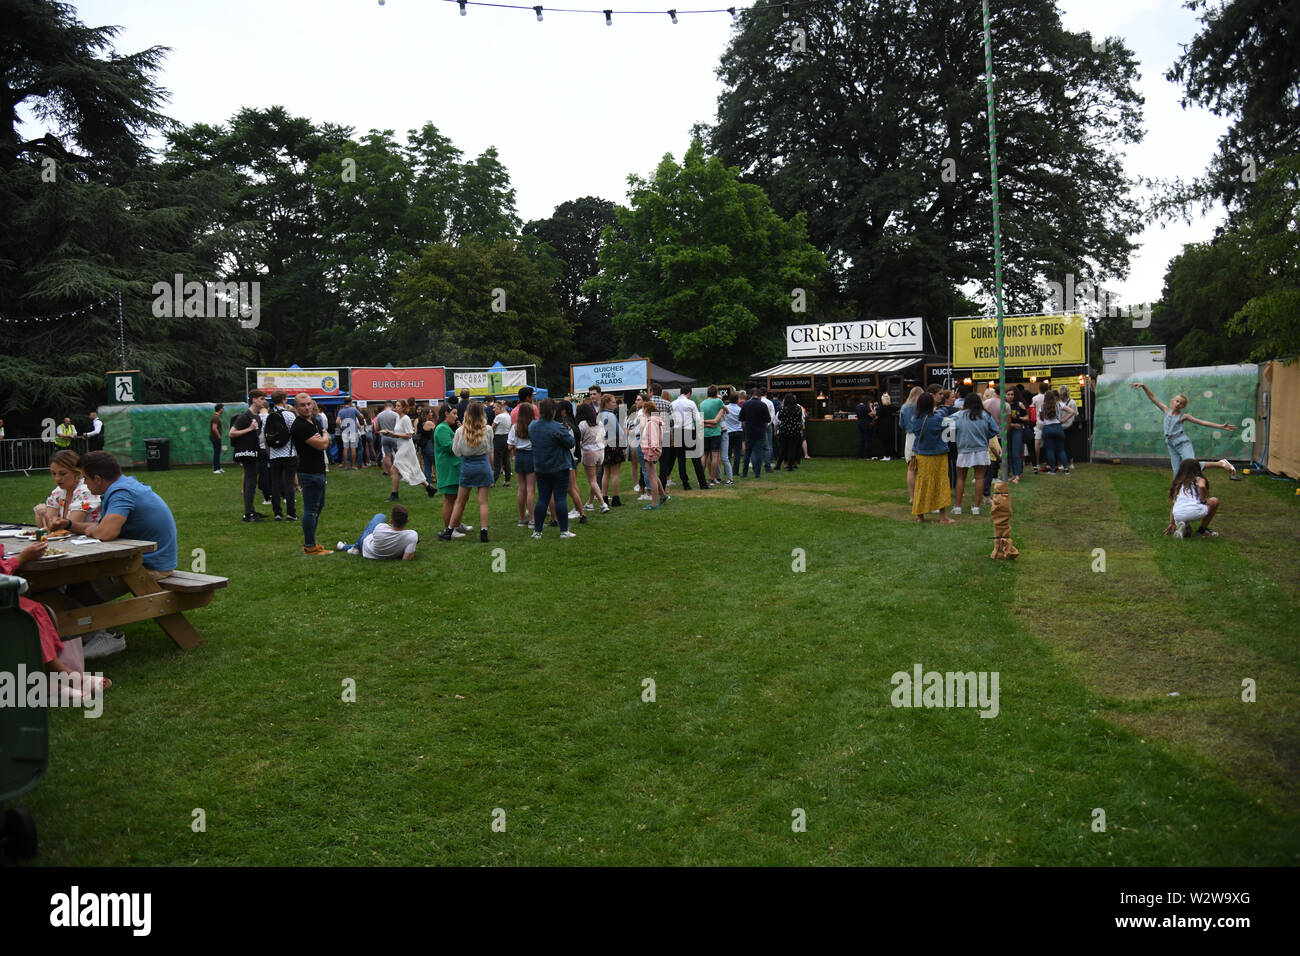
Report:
509,404,536,526
599,394,625,506
1132,382,1239,478
1165,459,1219,538
443,400,494,542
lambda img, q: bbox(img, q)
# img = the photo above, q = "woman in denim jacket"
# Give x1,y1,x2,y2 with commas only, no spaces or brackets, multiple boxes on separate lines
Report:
907,393,954,524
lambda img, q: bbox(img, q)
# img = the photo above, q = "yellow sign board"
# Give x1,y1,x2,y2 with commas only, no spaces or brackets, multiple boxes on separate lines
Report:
951,314,1086,368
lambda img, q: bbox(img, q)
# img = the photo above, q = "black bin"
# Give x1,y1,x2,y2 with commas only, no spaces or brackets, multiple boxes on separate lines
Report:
145,438,170,471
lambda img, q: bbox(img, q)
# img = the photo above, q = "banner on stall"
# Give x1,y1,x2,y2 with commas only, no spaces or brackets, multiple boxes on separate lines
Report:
786,319,923,357
571,359,651,393
950,313,1086,368
452,368,528,397
256,369,340,396
352,366,446,401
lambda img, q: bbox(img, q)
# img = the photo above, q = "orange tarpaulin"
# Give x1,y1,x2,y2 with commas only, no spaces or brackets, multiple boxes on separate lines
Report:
1263,360,1300,479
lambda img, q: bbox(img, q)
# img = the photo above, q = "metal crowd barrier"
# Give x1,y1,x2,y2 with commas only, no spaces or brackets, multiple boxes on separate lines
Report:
0,438,86,475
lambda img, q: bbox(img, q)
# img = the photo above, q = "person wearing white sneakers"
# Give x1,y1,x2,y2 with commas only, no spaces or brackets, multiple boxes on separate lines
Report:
209,403,225,474
529,398,578,538
577,404,610,514
1164,459,1221,539
944,393,999,516
1132,382,1240,479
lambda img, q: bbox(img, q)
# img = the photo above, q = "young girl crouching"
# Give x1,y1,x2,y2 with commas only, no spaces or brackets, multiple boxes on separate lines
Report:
1166,459,1220,539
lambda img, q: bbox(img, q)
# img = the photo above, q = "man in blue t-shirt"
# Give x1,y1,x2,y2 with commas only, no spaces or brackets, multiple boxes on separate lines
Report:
79,451,179,575
336,399,361,470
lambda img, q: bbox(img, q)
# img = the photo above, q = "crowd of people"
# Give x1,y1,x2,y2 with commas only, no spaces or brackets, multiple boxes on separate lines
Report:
3,373,1244,710
211,383,825,556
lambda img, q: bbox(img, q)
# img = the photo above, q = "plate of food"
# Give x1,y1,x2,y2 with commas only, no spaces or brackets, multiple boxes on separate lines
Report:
45,529,73,539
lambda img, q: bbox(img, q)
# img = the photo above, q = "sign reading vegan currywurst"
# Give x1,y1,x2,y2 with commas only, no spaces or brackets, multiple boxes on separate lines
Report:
786,319,923,357
950,313,1087,368
351,367,446,401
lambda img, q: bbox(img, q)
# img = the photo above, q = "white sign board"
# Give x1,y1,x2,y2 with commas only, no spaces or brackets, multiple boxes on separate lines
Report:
786,319,923,357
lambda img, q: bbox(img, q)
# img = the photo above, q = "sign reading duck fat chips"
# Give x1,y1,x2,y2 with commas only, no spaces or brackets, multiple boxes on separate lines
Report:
951,313,1087,368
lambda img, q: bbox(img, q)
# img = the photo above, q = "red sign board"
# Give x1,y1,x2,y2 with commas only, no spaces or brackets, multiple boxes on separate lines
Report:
351,367,446,402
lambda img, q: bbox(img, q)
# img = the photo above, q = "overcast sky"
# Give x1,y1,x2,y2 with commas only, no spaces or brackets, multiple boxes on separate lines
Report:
66,0,1229,309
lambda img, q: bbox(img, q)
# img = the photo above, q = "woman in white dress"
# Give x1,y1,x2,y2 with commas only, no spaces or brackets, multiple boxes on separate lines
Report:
383,399,435,500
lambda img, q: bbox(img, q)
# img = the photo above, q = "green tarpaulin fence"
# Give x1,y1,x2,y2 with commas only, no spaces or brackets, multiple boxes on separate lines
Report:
99,403,248,468
1093,365,1257,466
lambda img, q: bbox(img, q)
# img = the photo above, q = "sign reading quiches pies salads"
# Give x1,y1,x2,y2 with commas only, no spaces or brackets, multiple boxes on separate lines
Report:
571,358,651,393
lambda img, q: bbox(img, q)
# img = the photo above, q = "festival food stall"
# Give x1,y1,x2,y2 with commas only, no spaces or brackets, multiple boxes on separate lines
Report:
751,320,945,456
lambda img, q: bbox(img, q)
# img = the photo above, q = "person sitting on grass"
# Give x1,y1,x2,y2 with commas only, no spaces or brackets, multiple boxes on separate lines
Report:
337,504,418,559
33,449,100,533
1131,382,1239,478
1165,459,1221,539
0,539,110,700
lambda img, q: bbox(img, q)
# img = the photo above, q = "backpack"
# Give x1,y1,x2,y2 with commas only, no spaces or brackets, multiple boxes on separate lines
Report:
265,407,292,449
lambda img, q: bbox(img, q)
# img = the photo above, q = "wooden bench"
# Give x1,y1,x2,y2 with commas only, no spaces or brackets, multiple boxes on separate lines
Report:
157,571,229,594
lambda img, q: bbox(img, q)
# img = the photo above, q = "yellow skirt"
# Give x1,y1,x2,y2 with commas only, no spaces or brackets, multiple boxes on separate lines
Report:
912,453,952,515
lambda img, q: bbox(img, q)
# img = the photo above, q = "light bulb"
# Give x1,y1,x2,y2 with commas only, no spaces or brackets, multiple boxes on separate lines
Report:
534,5,543,20
604,9,612,25
669,9,678,23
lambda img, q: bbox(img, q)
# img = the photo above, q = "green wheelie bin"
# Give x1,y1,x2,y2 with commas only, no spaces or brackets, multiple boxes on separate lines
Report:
0,573,47,859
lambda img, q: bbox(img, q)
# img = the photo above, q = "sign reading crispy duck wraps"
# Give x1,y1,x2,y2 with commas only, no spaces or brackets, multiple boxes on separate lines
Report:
951,314,1087,368
351,367,446,401
570,359,651,394
256,369,340,396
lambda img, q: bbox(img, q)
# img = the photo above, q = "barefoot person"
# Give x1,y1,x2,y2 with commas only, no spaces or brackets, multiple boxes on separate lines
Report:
1165,459,1221,539
1132,382,1239,478
0,538,111,702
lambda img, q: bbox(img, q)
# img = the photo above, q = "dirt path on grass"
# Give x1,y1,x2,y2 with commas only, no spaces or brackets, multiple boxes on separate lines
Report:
1011,467,1299,812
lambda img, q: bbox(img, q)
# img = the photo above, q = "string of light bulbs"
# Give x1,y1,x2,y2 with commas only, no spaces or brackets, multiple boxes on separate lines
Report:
410,0,823,24
0,294,116,325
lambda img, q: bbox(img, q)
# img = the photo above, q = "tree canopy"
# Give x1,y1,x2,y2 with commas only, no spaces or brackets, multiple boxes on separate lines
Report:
586,141,829,382
703,0,1144,333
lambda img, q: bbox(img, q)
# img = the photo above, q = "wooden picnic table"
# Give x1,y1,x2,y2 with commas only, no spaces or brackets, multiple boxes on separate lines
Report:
4,527,223,650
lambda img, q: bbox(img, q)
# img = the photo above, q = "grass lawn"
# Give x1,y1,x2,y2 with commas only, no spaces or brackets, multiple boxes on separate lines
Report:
3,455,1297,865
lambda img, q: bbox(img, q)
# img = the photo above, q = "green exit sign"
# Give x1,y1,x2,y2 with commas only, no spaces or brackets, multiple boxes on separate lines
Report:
108,370,141,404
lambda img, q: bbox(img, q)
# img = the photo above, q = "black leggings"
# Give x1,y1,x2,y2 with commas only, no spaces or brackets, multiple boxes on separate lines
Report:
494,434,511,481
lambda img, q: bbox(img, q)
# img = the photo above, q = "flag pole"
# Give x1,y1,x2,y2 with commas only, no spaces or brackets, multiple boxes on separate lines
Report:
981,0,1009,480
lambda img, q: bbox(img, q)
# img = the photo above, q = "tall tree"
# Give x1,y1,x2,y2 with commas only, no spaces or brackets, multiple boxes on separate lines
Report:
0,0,251,422
586,140,829,382
1162,0,1300,216
391,240,572,386
523,196,622,363
702,0,1144,332
1150,0,1299,364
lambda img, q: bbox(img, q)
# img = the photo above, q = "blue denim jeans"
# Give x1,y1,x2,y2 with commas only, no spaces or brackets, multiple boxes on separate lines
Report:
720,430,733,480
1042,423,1067,470
743,431,768,476
298,472,327,547
347,512,386,553
534,470,570,533
764,424,775,469
1007,427,1024,477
